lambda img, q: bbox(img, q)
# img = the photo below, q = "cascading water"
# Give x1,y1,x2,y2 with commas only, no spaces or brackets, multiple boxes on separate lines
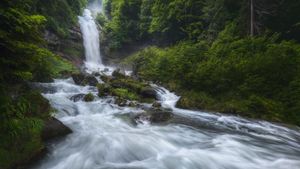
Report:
78,8,102,71
32,79,300,169
31,1,300,169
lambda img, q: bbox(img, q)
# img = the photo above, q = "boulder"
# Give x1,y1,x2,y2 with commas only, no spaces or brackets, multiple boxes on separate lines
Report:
71,73,85,85
115,98,127,107
112,68,126,78
71,73,98,86
149,109,173,123
140,87,157,99
128,101,137,107
103,68,109,72
97,83,112,96
85,75,98,86
92,72,101,76
134,108,173,124
100,75,112,83
42,117,72,141
83,93,94,102
70,93,86,102
152,101,162,108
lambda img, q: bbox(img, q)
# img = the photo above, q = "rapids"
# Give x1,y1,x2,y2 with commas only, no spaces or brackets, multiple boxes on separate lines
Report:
32,1,300,168
31,78,300,169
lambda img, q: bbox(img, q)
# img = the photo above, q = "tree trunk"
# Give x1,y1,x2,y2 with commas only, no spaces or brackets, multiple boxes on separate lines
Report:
250,0,254,36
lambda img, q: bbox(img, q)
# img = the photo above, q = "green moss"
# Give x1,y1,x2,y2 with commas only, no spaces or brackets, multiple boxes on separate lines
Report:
0,88,53,169
83,93,94,102
60,41,84,58
0,118,44,169
112,88,139,100
176,91,215,110
97,83,112,97
111,78,146,93
127,36,300,126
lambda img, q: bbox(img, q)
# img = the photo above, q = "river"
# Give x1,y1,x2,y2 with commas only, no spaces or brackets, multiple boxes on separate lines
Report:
32,1,300,169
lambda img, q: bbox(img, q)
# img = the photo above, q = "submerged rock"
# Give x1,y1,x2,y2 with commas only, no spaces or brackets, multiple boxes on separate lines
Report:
70,93,86,102
134,108,173,124
42,117,72,141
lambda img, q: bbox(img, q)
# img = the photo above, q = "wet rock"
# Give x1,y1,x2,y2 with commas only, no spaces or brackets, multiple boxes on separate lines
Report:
152,101,162,108
128,101,137,107
72,73,85,85
92,72,101,76
112,68,126,78
140,87,157,99
134,108,173,124
31,83,56,94
83,93,94,102
149,109,173,123
72,73,98,86
70,93,86,102
97,83,112,96
110,79,124,88
100,75,113,83
115,98,127,107
42,117,72,141
85,75,98,86
134,113,151,124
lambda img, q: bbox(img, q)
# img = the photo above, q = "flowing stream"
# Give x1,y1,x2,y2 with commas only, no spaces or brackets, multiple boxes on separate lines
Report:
32,1,300,169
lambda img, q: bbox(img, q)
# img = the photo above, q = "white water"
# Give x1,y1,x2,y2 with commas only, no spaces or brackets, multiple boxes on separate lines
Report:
78,8,103,71
32,1,300,168
88,0,103,15
32,79,300,169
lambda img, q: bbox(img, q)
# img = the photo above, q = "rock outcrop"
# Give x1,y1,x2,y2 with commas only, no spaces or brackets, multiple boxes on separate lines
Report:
72,73,98,86
42,117,72,141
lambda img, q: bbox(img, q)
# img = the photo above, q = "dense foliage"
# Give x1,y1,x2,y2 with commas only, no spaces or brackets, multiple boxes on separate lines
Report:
113,0,300,125
101,0,300,51
128,32,300,125
0,0,85,168
37,0,87,37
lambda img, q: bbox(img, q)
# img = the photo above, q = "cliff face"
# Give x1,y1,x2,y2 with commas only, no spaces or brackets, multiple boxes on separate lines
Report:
44,25,85,68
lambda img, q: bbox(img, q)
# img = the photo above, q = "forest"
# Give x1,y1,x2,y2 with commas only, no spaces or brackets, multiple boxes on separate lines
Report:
1,0,300,169
0,0,86,168
99,0,300,125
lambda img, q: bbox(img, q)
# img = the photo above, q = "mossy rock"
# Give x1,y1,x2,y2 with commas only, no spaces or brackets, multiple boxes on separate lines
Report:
110,78,146,93
70,93,86,102
152,101,162,108
134,108,173,124
114,97,127,107
83,93,94,102
100,75,113,83
112,88,139,100
97,83,112,97
72,73,98,86
23,91,52,119
112,69,126,78
139,87,157,99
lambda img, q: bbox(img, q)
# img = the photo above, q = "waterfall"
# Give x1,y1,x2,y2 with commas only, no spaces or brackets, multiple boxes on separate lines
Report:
78,8,102,71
